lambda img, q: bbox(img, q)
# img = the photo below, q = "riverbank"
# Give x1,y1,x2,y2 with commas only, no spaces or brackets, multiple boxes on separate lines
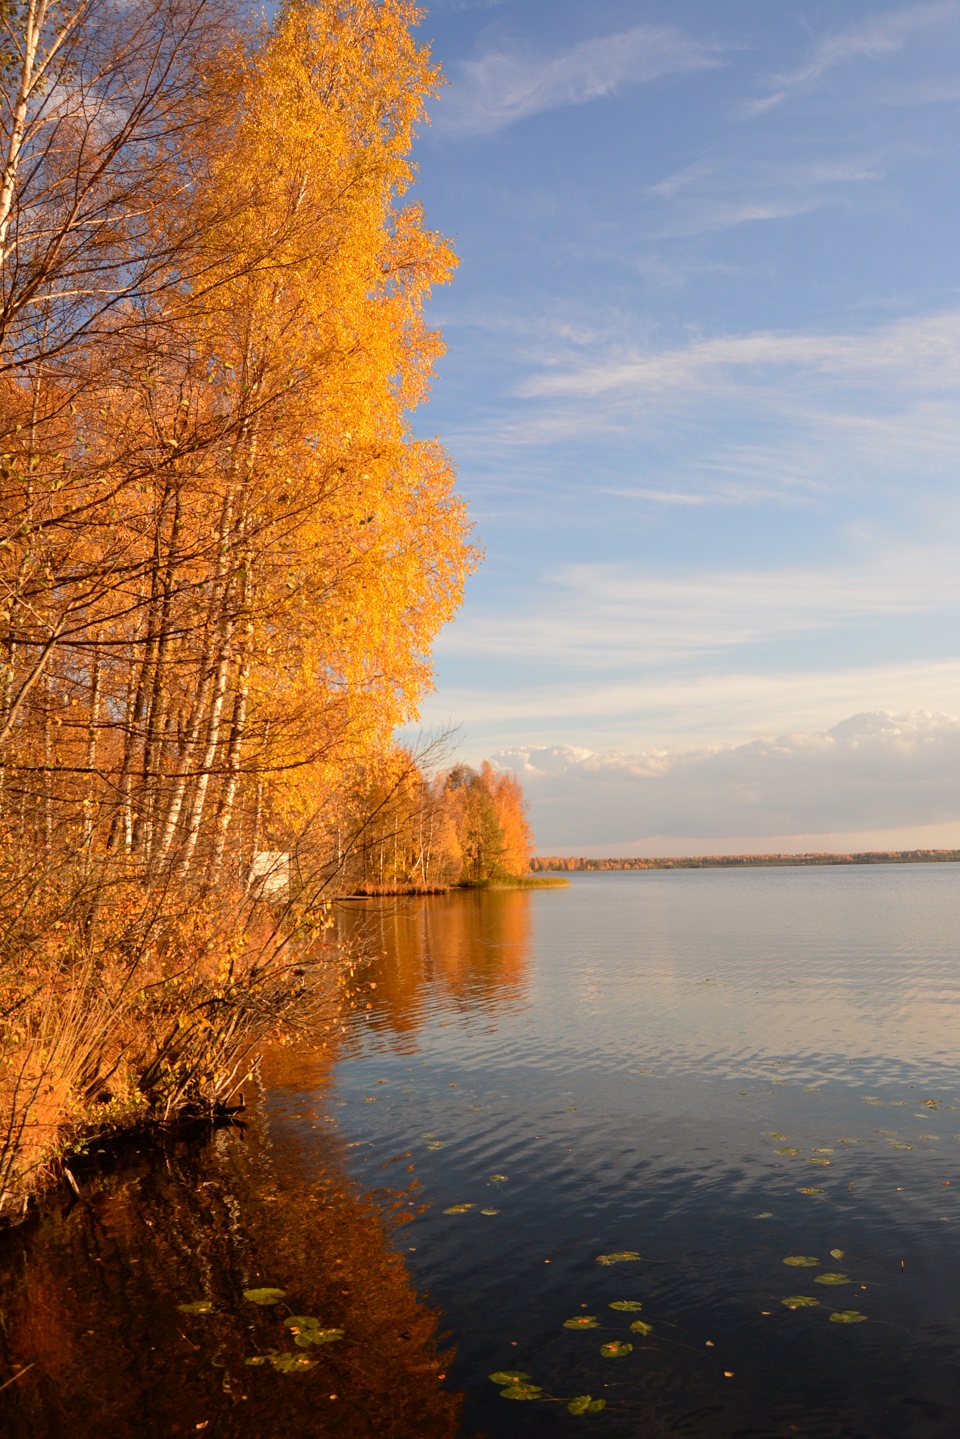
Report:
344,875,569,897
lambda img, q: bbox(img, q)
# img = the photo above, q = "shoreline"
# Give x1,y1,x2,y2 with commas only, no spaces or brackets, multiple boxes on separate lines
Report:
532,849,960,872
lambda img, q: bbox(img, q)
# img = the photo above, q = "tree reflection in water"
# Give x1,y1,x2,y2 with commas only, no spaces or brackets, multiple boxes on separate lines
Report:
338,889,533,1038
0,1059,463,1439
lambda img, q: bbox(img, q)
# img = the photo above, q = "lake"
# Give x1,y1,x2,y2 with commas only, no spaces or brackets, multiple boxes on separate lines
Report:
4,866,960,1436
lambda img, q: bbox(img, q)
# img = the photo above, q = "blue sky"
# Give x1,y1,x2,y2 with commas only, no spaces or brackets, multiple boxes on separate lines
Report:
403,0,960,855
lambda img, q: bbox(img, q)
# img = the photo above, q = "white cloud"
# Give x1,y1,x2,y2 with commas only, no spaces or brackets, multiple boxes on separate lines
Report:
520,309,960,403
437,25,723,137
738,1,959,117
436,542,960,669
493,711,960,848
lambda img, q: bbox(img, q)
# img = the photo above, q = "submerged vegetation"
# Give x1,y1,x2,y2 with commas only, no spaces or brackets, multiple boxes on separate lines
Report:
0,0,545,1218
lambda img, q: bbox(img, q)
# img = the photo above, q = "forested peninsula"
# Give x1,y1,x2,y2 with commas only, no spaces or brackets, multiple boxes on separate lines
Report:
0,0,544,1220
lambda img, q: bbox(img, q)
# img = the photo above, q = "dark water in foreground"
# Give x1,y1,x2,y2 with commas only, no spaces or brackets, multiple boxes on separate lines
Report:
5,866,960,1436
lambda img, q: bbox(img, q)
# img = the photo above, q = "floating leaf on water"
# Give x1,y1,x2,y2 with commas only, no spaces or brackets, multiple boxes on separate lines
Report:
489,1371,531,1385
888,1141,913,1151
246,1350,316,1373
596,1251,641,1265
422,1133,436,1139
775,1147,801,1156
830,1249,844,1260
177,1300,214,1315
481,1208,500,1216
609,1301,643,1311
840,1138,861,1144
781,1296,819,1309
813,1148,835,1154
756,1212,774,1219
763,1131,789,1140
815,1273,850,1286
568,1396,592,1416
830,1310,868,1324
798,1187,823,1195
500,1383,543,1401
920,1134,940,1141
809,1158,831,1166
488,1174,508,1183
564,1316,599,1329
443,1204,474,1215
600,1341,633,1358
426,1141,445,1150
243,1288,286,1306
875,1129,896,1136
783,1256,820,1267
630,1319,653,1336
283,1317,344,1348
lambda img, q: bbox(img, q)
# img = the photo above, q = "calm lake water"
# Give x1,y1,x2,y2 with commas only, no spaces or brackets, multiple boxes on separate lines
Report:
5,866,960,1436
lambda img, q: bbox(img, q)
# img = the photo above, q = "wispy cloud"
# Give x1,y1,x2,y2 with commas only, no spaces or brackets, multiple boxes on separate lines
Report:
520,309,960,402
436,540,960,670
436,25,724,137
738,1,959,117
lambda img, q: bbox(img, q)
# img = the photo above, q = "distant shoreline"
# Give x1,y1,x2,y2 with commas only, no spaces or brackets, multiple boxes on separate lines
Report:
531,850,960,872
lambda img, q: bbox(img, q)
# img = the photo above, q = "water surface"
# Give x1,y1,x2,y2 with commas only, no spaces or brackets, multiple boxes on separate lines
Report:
4,866,960,1437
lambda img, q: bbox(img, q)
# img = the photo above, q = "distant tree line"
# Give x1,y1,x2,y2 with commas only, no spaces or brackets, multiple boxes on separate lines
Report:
531,851,960,872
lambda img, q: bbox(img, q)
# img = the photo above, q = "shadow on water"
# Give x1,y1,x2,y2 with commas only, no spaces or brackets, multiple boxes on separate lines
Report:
0,1046,464,1439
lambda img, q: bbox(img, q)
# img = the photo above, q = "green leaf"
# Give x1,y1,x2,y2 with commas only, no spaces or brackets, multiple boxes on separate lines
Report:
808,1158,831,1166
283,1317,344,1347
443,1203,474,1215
564,1316,599,1329
764,1131,789,1140
596,1251,641,1265
489,1371,531,1385
630,1319,653,1336
588,1400,607,1413
481,1208,500,1216
830,1310,868,1324
609,1300,643,1311
600,1340,634,1357
815,1273,850,1286
775,1147,801,1156
568,1396,593,1416
781,1296,820,1309
783,1256,819,1267
245,1356,270,1366
488,1174,508,1182
177,1300,214,1315
499,1383,543,1400
426,1140,445,1150
797,1187,823,1195
243,1288,286,1306
269,1352,317,1373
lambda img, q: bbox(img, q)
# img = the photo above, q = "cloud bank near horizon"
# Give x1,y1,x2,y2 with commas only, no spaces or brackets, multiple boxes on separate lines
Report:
493,711,960,853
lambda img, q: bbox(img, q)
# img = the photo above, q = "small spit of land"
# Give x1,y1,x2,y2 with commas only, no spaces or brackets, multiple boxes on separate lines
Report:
532,849,960,871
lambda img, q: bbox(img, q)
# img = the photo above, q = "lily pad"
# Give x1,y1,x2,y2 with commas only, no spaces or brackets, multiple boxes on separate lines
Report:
564,1316,600,1329
830,1310,868,1324
488,1174,508,1183
809,1158,831,1166
815,1273,850,1286
568,1396,606,1415
609,1300,643,1311
426,1141,445,1150
443,1204,474,1215
243,1288,286,1306
489,1371,531,1385
756,1212,774,1219
177,1300,214,1315
600,1340,633,1357
763,1131,789,1140
630,1319,653,1336
782,1296,819,1309
775,1147,801,1156
596,1251,641,1265
500,1382,543,1400
481,1208,500,1216
830,1249,844,1260
783,1256,820,1267
245,1350,316,1373
283,1317,344,1348
797,1187,823,1195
